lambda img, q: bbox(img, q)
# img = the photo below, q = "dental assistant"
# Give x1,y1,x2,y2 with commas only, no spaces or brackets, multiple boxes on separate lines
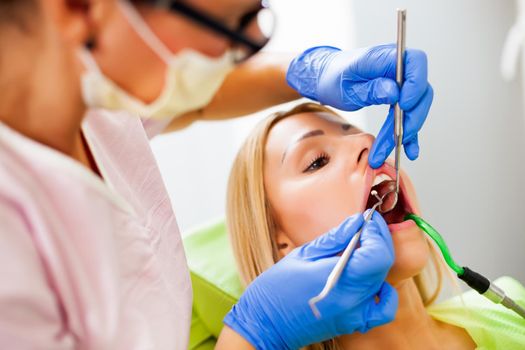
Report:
0,1,433,350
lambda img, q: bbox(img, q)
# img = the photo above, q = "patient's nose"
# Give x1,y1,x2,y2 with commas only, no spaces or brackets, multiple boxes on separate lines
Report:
345,133,374,172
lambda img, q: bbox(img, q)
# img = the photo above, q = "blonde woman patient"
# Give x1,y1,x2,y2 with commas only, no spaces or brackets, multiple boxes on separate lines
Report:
226,102,525,350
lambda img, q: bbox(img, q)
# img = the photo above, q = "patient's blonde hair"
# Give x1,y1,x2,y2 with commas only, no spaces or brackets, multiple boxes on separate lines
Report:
227,102,448,350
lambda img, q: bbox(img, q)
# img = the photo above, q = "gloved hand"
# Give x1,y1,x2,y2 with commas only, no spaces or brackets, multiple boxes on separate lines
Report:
286,44,434,169
223,211,398,350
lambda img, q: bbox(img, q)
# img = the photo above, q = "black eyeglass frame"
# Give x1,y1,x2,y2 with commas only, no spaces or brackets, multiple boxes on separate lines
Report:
159,0,273,57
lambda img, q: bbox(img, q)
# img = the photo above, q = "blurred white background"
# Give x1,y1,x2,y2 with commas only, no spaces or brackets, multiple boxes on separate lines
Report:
151,0,525,282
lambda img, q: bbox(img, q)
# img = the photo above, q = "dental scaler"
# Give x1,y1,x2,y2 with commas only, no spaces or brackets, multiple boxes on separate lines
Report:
393,9,406,200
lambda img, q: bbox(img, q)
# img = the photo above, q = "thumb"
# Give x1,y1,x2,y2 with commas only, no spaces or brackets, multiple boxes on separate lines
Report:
298,213,364,260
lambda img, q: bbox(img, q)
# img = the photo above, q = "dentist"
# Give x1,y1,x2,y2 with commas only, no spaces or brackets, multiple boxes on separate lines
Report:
0,0,432,349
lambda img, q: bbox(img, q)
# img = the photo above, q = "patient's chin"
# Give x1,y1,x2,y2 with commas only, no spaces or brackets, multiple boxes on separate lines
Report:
386,226,430,286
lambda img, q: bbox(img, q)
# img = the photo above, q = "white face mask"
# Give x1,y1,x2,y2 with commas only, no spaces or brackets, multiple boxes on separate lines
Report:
79,0,234,121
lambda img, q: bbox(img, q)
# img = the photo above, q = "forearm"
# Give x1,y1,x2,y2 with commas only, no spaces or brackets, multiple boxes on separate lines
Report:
215,325,255,350
164,52,301,132
200,52,301,118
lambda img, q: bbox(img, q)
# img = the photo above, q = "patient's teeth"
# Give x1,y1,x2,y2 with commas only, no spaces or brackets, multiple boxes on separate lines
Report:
372,174,392,187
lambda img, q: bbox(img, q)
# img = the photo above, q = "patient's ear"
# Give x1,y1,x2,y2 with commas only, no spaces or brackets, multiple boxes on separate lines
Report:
275,229,296,257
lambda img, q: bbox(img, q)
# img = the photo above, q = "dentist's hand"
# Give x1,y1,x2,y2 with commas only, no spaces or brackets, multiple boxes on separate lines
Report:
286,44,433,168
223,211,398,350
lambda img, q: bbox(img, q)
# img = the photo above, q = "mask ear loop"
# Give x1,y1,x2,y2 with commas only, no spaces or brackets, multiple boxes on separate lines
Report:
117,0,173,65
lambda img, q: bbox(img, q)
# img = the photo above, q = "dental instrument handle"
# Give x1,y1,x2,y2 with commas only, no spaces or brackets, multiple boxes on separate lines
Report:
394,9,406,195
458,267,525,319
308,228,361,319
309,203,380,318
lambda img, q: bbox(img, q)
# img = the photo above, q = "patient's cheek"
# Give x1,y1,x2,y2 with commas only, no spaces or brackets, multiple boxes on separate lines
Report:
283,205,364,248
289,230,322,248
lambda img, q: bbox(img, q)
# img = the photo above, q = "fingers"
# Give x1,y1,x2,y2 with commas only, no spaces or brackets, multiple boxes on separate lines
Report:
298,213,364,260
365,283,398,330
341,78,399,110
368,107,395,168
368,83,432,167
286,45,342,101
404,134,419,160
399,84,433,161
346,211,394,278
346,47,429,112
399,49,428,111
337,282,398,334
367,211,394,258
401,84,433,144
356,43,397,78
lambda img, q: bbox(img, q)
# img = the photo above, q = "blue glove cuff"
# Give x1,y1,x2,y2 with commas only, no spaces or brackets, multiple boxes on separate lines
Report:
286,46,341,101
223,310,267,350
224,300,288,350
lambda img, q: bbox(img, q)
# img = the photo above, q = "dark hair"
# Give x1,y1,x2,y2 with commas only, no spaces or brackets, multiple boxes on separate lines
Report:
0,0,37,31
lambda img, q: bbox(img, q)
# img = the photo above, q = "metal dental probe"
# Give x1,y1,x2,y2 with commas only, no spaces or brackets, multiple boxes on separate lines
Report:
394,9,406,197
308,191,385,318
379,9,407,214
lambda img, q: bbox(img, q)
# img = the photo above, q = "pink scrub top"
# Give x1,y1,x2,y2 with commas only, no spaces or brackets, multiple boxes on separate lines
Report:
0,109,192,349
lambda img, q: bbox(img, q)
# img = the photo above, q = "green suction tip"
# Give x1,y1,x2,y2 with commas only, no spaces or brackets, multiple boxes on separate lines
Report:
404,213,464,275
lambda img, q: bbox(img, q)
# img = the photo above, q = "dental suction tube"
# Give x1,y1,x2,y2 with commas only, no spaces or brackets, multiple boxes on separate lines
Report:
405,213,525,320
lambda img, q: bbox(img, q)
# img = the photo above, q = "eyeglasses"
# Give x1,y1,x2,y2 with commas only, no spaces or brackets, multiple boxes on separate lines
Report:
155,0,276,62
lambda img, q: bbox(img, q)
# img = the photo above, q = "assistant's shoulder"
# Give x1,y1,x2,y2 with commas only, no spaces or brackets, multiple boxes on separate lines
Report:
428,277,525,349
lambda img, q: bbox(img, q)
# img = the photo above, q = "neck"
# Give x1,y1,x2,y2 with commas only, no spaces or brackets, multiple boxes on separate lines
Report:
0,31,86,159
338,279,461,349
0,92,85,159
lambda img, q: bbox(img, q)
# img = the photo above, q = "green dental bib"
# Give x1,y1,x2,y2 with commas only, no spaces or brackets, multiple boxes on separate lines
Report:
183,220,243,349
428,276,525,349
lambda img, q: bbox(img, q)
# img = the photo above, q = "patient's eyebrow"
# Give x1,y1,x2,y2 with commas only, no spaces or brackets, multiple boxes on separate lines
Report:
281,129,325,163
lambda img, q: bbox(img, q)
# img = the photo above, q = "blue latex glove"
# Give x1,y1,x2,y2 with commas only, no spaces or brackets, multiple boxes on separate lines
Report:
224,211,398,350
286,44,434,168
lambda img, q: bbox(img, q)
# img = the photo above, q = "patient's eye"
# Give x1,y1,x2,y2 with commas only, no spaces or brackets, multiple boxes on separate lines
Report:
304,153,330,173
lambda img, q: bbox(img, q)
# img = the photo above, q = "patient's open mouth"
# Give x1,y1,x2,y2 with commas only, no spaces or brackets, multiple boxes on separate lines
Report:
365,173,413,226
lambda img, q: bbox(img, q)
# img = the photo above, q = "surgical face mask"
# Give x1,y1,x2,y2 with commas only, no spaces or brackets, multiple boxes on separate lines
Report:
79,0,234,121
